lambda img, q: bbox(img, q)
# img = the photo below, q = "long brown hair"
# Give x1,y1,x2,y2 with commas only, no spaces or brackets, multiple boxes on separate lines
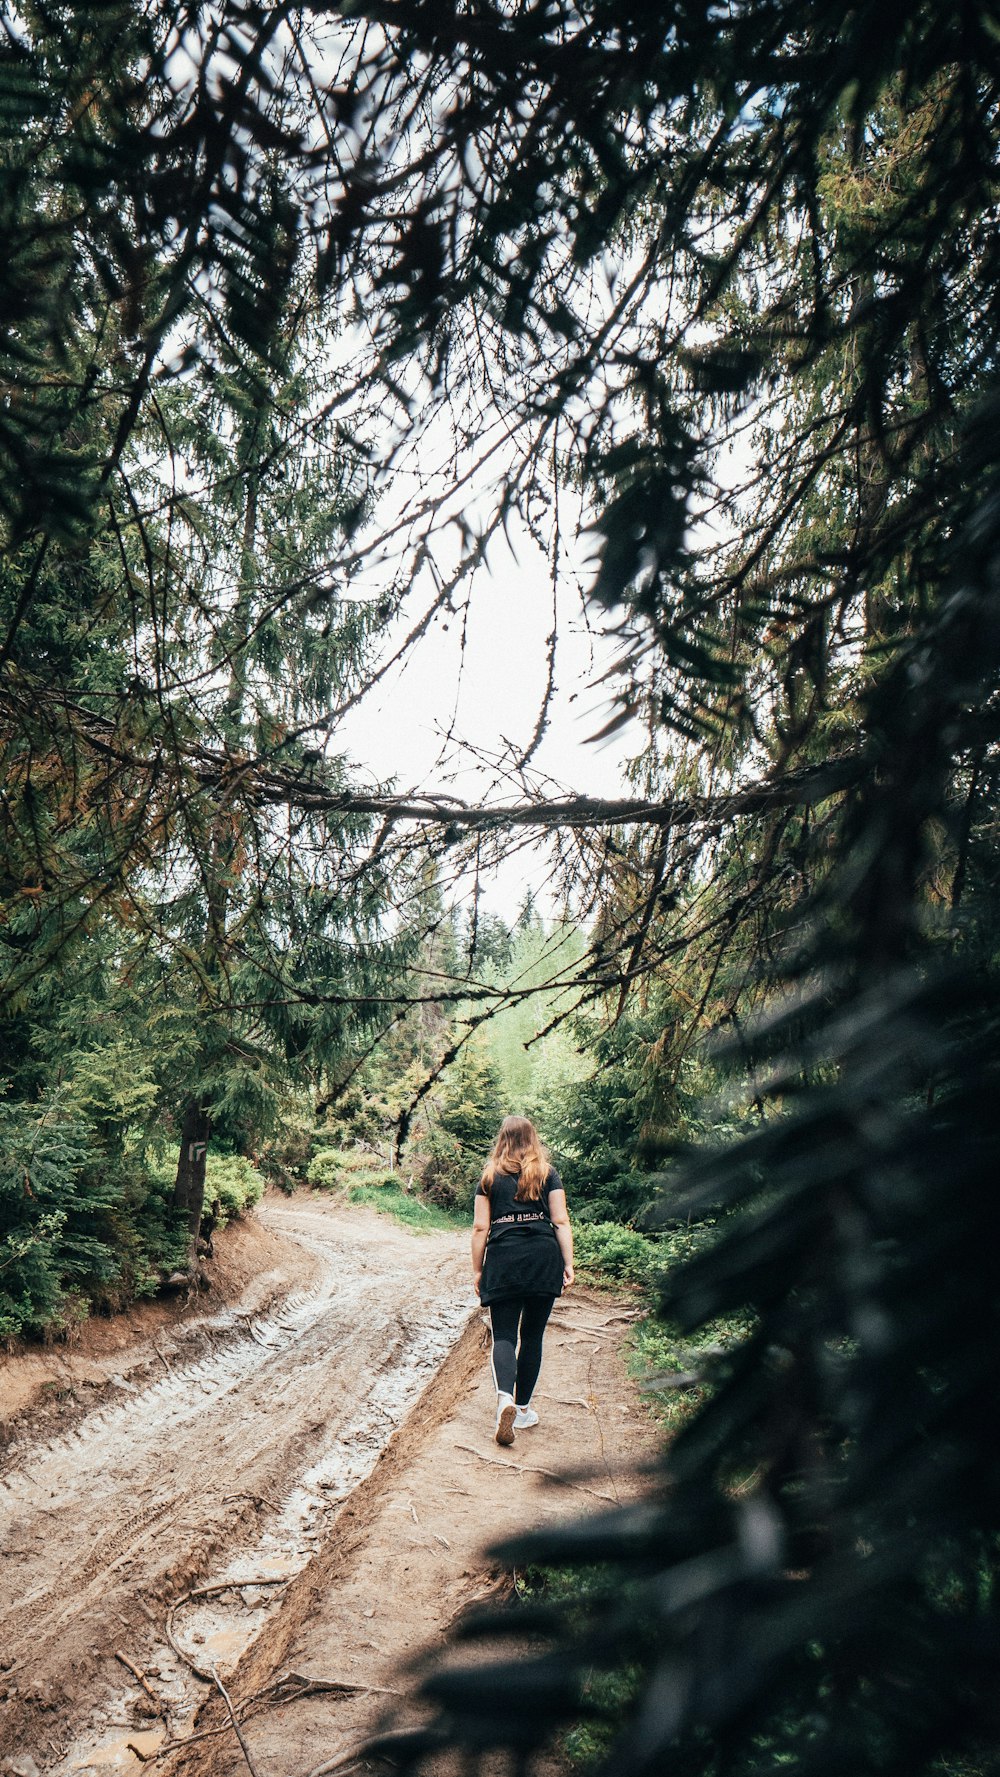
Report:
481,1115,550,1201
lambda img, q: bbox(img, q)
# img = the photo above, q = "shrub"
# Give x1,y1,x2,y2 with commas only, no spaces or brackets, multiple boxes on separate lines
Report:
0,1100,195,1338
573,1221,660,1289
252,1102,318,1191
419,1134,473,1211
306,1146,387,1189
202,1153,266,1223
146,1151,265,1226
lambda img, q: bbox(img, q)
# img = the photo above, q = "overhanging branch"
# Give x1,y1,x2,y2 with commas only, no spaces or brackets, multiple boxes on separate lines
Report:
202,754,864,831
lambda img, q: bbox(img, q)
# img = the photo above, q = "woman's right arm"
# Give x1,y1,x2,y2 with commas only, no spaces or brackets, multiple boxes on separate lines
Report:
471,1193,490,1295
548,1187,574,1290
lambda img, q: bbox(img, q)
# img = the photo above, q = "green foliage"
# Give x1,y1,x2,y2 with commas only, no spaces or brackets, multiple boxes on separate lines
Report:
572,1216,731,1299
626,1304,753,1439
478,917,589,1117
0,1095,188,1338
572,1222,659,1289
202,1155,266,1225
504,1566,647,1772
0,1099,90,1338
325,6,1000,1777
59,1039,161,1149
307,1147,391,1190
415,507,1000,1777
1,114,420,1274
420,1035,507,1209
252,1100,319,1193
147,1152,265,1225
546,994,723,1224
2,11,1000,1775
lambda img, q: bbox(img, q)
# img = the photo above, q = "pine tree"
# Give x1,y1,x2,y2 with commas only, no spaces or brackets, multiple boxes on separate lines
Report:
421,1034,506,1210
127,310,413,1252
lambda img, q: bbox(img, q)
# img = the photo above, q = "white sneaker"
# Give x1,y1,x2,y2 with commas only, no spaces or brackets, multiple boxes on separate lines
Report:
495,1395,516,1447
514,1405,539,1429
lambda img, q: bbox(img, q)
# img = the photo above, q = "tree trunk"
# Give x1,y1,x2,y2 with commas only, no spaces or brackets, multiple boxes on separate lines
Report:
171,431,257,1265
173,1099,212,1262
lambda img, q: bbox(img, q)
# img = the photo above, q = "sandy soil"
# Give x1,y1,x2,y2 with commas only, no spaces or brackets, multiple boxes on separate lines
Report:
0,1196,660,1777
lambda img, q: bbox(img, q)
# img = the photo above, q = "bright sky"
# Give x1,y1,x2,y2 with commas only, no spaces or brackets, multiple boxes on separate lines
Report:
337,517,641,920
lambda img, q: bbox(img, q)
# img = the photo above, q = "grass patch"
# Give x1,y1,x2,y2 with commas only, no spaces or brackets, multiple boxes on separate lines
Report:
346,1181,464,1233
572,1218,723,1293
307,1146,392,1189
626,1314,710,1434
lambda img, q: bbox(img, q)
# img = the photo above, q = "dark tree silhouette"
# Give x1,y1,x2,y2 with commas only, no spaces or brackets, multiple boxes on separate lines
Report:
2,8,1000,1769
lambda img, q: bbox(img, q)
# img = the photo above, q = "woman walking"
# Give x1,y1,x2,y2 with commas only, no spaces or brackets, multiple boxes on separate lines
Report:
471,1115,574,1446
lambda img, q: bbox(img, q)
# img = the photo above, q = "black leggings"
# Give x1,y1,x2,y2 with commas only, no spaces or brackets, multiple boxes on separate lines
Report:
489,1295,555,1403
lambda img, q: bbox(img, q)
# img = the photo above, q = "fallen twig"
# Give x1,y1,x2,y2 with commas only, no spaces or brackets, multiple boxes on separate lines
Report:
223,1491,283,1512
276,1670,398,1699
127,1665,401,1765
115,1650,168,1720
301,1740,364,1777
444,1578,513,1629
126,1720,233,1763
212,1666,267,1777
191,1577,289,1603
552,1314,621,1333
557,1309,644,1327
453,1443,616,1503
127,1627,400,1766
300,1726,427,1777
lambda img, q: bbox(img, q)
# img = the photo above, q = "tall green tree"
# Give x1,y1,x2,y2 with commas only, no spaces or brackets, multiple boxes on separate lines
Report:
0,5,424,1281
131,310,401,1248
483,916,584,1108
420,1032,506,1208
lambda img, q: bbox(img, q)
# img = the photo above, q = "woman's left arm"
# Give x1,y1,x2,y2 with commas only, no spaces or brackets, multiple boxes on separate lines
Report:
471,1194,490,1295
548,1187,575,1289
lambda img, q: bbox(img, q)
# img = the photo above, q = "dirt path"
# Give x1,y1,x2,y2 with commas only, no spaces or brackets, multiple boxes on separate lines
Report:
166,1286,658,1777
0,1194,471,1769
0,1199,660,1777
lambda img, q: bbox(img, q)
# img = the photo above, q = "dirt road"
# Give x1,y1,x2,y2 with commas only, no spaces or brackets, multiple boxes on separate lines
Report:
179,1284,658,1777
0,1196,472,1769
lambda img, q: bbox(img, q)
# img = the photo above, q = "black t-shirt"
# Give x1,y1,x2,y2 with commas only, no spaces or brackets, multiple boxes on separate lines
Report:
476,1168,562,1235
476,1168,565,1304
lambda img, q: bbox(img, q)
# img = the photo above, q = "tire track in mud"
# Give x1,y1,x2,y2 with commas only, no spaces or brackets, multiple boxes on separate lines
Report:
0,1201,472,1769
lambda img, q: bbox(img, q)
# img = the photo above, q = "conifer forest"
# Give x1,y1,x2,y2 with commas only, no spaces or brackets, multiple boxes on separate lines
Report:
1,4,999,1775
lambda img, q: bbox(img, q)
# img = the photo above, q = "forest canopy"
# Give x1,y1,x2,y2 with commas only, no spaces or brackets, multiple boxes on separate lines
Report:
2,3,1000,1776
